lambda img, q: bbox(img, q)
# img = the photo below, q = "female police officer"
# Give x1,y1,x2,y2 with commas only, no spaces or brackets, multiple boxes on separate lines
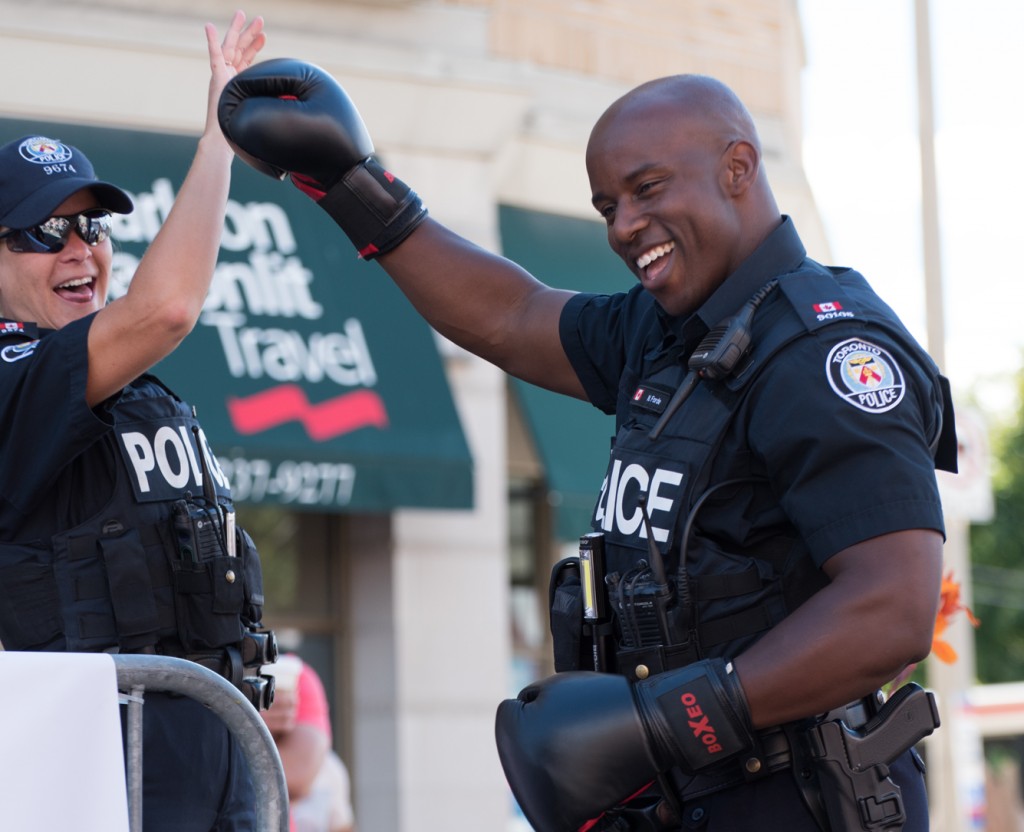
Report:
0,12,270,831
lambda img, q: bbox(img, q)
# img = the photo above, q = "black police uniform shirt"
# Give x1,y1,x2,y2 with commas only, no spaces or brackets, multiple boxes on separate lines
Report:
559,217,946,624
0,314,114,543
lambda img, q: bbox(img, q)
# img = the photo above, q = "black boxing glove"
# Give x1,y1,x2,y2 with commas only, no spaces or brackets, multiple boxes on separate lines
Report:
495,659,755,832
218,57,427,259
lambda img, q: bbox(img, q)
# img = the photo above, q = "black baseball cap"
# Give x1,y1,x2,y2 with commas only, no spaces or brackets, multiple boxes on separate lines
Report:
0,135,134,229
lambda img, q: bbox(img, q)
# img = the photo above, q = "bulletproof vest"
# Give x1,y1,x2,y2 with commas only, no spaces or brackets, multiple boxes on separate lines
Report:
585,263,955,680
0,373,265,656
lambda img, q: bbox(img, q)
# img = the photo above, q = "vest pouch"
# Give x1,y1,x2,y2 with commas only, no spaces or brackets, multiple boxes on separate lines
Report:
171,555,246,651
615,640,702,682
0,546,62,650
236,526,265,627
688,535,787,658
98,529,160,646
549,557,590,672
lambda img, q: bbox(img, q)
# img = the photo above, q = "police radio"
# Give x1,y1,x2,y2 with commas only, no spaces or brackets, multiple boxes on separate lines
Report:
170,498,228,564
649,279,778,439
171,426,234,565
607,493,673,644
603,493,701,679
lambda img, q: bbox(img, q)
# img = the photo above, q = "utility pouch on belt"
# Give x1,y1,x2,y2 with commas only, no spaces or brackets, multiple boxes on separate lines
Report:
236,526,265,627
549,534,619,673
549,556,588,672
804,683,940,832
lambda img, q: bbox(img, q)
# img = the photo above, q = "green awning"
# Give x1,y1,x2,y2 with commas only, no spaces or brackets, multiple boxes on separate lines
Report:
499,205,628,540
2,118,473,512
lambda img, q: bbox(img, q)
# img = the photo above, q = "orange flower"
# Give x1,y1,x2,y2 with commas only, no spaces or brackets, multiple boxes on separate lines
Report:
931,571,980,664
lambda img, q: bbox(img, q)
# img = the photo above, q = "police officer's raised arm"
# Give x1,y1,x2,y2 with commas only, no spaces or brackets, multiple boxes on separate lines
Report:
217,59,587,401
84,12,266,407
377,220,583,397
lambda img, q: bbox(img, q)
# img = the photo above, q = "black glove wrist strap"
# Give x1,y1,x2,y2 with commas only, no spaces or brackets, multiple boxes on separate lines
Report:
315,158,428,260
635,658,754,773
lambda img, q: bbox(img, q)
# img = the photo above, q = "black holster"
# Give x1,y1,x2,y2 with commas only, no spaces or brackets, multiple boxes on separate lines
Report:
800,684,940,832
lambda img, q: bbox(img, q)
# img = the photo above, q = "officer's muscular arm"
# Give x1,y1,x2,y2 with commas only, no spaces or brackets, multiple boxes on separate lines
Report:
217,60,587,399
732,528,943,728
84,12,266,407
377,219,584,398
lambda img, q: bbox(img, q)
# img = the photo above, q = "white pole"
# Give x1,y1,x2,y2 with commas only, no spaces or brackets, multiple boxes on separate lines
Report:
914,1,985,829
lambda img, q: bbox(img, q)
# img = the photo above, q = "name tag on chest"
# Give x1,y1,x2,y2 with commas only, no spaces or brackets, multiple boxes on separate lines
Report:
630,383,674,415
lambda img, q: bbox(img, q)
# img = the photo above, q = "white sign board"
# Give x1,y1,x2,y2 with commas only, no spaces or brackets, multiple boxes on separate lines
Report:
0,652,128,831
937,404,995,523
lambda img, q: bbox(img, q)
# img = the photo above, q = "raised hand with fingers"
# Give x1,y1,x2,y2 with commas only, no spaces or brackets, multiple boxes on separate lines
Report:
204,11,267,143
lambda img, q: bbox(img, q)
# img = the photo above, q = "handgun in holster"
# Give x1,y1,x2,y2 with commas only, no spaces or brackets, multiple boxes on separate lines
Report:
804,682,940,831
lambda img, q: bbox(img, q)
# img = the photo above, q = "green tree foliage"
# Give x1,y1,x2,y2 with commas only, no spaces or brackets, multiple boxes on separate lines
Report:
970,370,1024,683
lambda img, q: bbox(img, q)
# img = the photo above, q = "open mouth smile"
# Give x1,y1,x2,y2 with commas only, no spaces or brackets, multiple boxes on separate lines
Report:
636,242,674,270
55,276,96,302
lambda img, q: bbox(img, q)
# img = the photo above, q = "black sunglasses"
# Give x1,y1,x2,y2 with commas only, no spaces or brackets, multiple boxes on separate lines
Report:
0,209,114,254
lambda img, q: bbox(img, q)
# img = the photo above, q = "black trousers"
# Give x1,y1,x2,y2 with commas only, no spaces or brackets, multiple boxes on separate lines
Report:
121,692,256,832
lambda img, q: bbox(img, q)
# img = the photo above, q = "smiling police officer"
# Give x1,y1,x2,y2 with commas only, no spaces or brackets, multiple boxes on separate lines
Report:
218,63,957,831
0,13,274,832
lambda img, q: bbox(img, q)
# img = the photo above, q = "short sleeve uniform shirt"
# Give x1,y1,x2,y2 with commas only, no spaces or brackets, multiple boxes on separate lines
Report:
0,314,115,542
559,218,946,571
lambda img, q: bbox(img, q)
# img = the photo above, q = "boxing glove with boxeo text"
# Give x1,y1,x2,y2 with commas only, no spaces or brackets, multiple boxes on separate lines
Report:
494,658,755,832
218,57,426,259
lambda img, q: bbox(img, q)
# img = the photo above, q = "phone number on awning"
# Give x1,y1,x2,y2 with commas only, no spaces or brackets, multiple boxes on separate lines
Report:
218,456,356,506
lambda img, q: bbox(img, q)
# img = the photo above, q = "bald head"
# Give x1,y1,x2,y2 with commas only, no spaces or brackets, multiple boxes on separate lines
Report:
585,75,782,316
595,74,762,156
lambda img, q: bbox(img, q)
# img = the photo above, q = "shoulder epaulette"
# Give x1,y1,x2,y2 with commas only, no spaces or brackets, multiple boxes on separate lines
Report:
777,266,860,334
0,321,39,341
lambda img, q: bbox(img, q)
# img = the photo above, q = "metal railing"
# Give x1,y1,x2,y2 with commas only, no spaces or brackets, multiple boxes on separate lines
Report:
111,654,289,832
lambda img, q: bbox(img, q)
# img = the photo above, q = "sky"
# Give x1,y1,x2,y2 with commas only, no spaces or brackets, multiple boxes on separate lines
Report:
798,0,1024,425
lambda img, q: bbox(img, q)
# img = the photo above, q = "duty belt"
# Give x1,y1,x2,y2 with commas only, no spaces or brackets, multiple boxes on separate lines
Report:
121,641,276,711
679,692,883,800
125,644,242,680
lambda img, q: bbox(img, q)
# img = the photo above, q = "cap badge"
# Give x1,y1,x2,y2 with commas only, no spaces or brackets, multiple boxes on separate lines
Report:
18,137,74,166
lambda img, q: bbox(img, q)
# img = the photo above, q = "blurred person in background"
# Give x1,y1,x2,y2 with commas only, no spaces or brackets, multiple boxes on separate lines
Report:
263,654,355,832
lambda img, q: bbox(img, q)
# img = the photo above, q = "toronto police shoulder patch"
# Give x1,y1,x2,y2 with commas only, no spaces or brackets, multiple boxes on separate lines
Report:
825,338,905,413
1,340,39,363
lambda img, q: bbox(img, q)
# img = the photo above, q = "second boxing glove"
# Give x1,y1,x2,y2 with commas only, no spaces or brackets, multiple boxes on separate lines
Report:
495,659,755,832
218,57,427,259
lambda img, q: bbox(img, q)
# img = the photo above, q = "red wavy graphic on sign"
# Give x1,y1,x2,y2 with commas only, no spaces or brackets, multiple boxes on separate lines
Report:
227,385,389,441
